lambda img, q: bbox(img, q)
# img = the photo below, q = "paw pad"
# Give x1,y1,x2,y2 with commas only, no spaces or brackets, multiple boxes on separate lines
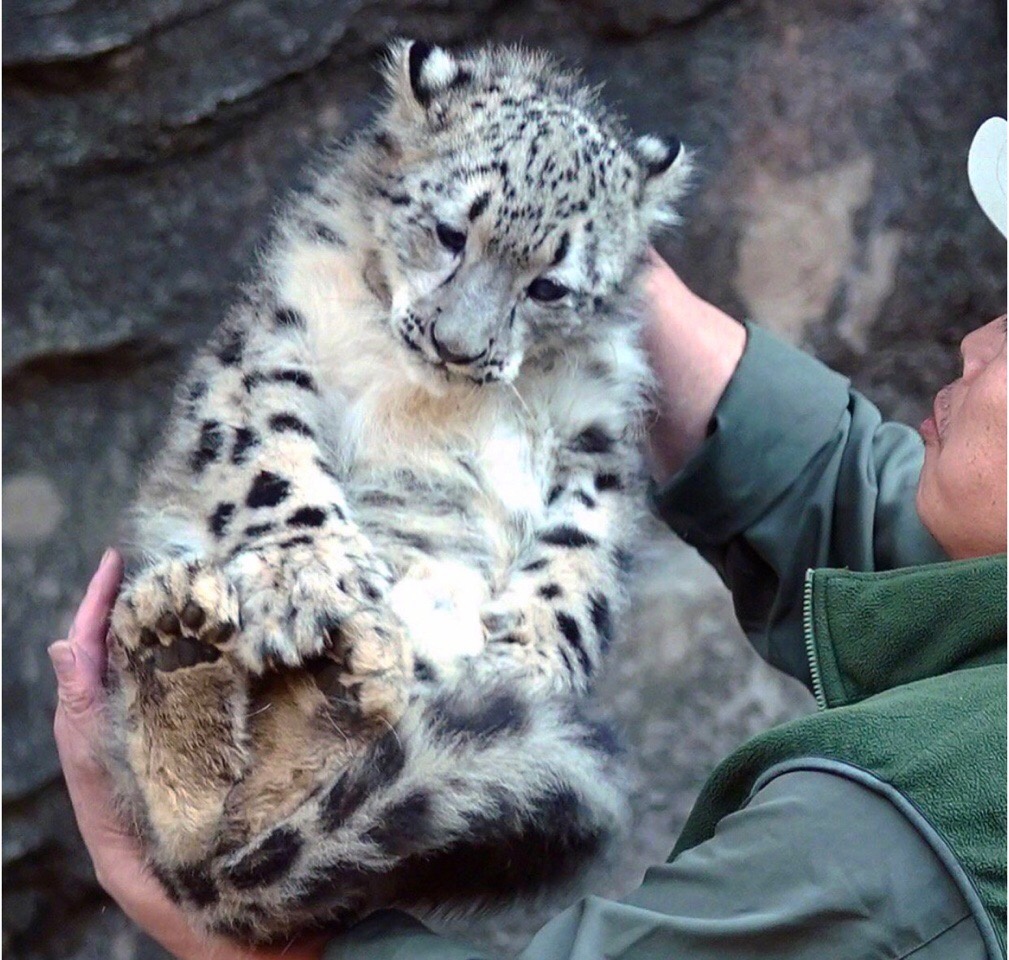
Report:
151,636,221,671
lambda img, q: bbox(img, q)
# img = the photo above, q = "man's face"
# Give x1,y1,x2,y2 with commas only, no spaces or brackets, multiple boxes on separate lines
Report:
916,315,1008,559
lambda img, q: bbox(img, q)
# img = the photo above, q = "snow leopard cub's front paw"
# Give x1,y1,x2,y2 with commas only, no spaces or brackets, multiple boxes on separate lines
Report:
110,559,240,671
225,535,413,725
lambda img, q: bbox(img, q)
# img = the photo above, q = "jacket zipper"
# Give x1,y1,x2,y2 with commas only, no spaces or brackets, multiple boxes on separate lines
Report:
803,568,828,710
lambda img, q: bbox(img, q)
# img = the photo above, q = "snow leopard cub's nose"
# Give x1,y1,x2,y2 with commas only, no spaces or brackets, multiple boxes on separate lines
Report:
430,322,488,366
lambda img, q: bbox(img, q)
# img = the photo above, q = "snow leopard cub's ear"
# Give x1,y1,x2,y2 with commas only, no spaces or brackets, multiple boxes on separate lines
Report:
383,39,468,123
631,133,692,230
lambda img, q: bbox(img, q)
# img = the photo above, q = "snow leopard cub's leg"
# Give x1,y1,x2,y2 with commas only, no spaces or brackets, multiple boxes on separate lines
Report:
107,558,251,865
109,296,412,860
143,301,410,709
483,421,640,694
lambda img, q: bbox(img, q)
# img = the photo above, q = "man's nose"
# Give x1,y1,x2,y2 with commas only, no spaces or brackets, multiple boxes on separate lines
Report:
961,316,1006,377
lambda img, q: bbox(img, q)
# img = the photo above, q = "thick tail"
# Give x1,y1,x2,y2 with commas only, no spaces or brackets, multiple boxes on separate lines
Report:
160,676,630,943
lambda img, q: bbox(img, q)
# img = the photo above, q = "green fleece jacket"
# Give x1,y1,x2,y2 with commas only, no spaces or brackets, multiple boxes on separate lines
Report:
327,324,1008,960
673,555,1007,955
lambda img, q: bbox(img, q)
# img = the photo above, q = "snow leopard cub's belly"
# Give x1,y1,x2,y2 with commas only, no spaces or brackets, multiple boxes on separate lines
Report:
347,438,543,675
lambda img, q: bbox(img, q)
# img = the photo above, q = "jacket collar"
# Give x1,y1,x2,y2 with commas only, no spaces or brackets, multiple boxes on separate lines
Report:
804,554,1007,709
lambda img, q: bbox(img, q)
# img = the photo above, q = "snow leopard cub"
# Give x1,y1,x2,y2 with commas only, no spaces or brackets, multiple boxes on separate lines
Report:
105,40,690,943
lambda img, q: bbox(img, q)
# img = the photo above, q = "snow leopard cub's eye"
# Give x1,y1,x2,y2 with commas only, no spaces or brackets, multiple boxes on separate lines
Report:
435,223,467,254
527,277,569,302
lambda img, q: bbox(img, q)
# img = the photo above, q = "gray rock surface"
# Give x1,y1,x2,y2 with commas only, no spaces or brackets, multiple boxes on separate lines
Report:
3,0,1004,956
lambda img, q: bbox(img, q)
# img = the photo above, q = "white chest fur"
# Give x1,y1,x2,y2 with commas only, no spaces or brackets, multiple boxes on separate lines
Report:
473,421,548,520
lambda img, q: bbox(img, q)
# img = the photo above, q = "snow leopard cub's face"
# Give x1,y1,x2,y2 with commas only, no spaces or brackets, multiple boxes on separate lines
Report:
368,41,690,389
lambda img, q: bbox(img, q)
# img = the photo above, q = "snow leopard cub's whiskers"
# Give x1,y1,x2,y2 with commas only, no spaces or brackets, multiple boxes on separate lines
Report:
104,39,691,943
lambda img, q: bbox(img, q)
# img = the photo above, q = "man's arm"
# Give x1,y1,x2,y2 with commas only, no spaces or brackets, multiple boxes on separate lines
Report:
644,254,946,685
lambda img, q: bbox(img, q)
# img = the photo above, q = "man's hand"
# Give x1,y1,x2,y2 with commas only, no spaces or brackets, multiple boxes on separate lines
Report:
50,549,324,960
642,251,747,481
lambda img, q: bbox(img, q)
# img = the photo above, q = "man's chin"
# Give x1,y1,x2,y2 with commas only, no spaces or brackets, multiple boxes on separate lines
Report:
913,468,950,557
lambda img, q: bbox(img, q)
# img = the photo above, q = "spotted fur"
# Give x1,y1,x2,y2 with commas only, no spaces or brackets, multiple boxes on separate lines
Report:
105,40,691,943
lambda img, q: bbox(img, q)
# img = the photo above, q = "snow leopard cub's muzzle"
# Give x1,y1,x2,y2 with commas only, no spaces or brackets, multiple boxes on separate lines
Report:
395,259,523,386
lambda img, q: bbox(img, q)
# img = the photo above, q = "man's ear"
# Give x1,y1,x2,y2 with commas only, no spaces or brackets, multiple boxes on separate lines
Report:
631,133,692,229
383,39,465,123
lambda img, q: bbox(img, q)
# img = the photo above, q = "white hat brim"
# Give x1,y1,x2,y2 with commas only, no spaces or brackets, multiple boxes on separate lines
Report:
968,117,1007,238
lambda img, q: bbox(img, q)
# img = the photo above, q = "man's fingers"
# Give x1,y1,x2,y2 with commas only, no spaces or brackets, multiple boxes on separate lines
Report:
51,650,139,860
50,641,96,717
69,548,125,688
49,549,123,718
51,550,127,792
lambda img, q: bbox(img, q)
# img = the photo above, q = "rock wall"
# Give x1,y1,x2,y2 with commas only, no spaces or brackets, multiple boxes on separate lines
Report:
3,1,1005,957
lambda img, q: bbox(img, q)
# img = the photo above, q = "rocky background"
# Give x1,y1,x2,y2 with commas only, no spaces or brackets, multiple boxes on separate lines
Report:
3,1,1006,956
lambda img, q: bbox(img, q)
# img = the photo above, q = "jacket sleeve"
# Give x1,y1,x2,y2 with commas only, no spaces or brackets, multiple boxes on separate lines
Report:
651,324,946,687
322,770,985,960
